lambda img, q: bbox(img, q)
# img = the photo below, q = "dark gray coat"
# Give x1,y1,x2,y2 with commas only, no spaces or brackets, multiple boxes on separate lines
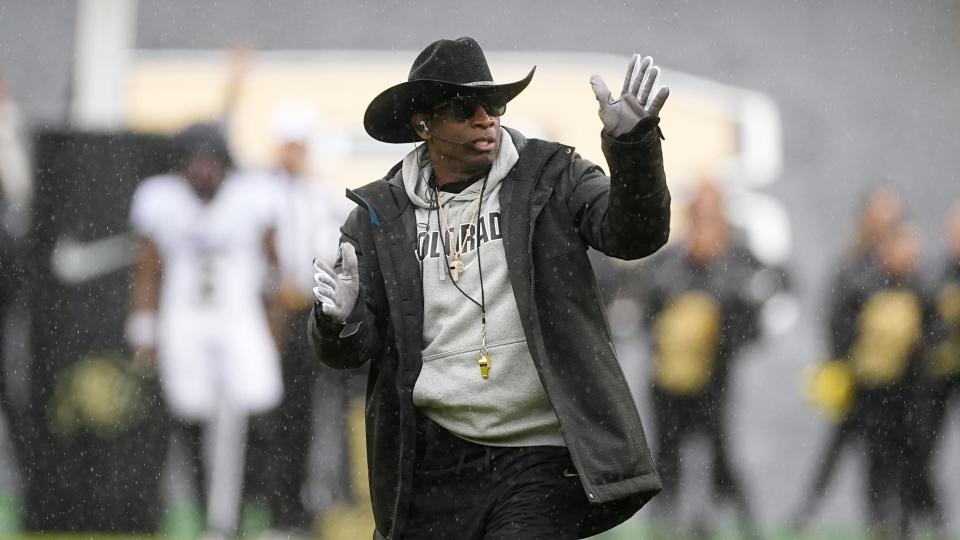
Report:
310,119,670,539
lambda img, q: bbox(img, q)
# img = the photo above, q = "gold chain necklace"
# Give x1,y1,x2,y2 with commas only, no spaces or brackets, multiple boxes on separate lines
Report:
434,183,484,282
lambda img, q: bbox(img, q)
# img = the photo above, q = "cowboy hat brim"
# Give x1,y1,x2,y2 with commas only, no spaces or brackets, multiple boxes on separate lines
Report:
363,67,535,144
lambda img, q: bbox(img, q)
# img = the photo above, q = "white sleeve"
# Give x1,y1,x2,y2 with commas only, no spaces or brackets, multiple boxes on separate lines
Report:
311,183,352,265
0,101,32,209
129,175,171,240
237,171,283,233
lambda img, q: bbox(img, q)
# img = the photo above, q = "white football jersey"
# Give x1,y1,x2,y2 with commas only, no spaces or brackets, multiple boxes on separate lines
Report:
130,171,282,420
269,170,349,295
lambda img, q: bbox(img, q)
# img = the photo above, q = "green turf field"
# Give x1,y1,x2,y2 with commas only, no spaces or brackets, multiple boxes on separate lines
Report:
0,492,953,540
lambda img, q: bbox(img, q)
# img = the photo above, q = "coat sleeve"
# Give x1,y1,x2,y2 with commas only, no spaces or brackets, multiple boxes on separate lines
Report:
566,117,671,260
308,208,384,369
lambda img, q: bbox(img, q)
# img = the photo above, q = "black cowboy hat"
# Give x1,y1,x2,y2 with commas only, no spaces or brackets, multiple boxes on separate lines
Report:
363,37,535,143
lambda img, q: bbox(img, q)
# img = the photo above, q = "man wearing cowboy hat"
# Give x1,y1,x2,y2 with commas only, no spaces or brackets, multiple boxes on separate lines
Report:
310,37,671,539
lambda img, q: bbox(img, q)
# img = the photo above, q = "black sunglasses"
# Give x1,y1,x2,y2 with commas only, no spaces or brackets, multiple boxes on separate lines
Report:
431,95,507,121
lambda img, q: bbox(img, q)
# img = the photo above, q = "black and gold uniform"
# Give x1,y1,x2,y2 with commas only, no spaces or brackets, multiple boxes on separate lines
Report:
641,242,768,528
902,258,960,529
837,260,942,535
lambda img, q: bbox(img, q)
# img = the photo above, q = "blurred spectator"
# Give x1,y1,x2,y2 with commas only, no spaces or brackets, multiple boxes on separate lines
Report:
126,124,283,537
630,182,770,538
260,102,353,534
792,185,904,528
901,203,960,539
216,44,362,533
0,73,31,311
825,220,940,539
0,72,31,513
931,206,960,385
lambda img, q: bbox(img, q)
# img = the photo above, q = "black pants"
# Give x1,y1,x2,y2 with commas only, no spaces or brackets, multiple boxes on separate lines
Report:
651,387,755,528
403,416,589,539
262,306,359,526
0,230,26,479
859,386,911,535
791,401,864,524
261,306,320,528
903,378,958,527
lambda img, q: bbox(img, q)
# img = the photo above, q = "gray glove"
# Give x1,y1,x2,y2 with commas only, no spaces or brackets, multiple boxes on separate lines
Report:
590,54,670,137
313,242,359,324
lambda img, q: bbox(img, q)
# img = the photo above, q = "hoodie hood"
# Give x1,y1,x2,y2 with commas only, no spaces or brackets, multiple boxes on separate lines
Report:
402,127,519,209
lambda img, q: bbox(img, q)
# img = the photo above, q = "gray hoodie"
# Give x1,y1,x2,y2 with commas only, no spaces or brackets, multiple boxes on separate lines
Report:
402,129,564,447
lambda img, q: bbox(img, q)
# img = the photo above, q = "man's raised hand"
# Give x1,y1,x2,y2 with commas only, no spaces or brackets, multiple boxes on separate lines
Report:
590,54,670,137
313,242,359,324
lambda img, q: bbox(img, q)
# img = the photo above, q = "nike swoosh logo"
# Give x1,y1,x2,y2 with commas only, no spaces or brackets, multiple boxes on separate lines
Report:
563,468,579,478
51,232,136,284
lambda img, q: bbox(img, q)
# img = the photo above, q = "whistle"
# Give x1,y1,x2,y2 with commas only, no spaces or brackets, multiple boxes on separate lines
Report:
478,354,491,379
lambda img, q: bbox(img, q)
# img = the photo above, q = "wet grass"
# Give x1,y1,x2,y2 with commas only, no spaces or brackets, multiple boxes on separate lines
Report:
0,494,954,540
0,526,949,539
590,522,957,540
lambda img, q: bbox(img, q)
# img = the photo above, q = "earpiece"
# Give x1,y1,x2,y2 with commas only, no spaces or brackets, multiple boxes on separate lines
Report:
415,120,472,146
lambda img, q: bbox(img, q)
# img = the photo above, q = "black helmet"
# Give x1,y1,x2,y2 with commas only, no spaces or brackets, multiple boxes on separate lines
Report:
173,123,233,169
